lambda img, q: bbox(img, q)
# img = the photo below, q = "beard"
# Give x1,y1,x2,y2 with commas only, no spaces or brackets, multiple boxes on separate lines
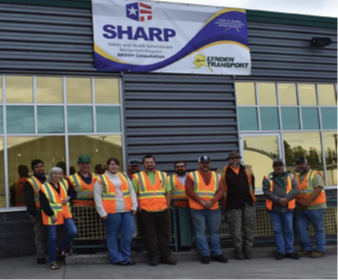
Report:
176,170,186,176
295,166,310,173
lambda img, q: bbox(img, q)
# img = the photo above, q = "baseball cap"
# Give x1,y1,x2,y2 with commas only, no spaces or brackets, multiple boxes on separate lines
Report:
273,158,284,165
198,155,211,163
128,158,141,166
296,157,308,164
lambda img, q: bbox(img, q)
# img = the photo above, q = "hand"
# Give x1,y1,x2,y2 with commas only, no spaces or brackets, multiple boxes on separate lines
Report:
204,200,213,209
200,200,207,207
62,197,70,205
102,215,108,220
131,210,136,216
51,215,57,224
137,206,142,213
279,198,289,207
298,200,309,208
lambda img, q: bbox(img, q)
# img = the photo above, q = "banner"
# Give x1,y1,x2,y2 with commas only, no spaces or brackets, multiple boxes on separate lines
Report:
92,0,251,75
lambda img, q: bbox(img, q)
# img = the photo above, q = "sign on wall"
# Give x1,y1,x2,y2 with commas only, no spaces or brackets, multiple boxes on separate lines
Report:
92,0,251,75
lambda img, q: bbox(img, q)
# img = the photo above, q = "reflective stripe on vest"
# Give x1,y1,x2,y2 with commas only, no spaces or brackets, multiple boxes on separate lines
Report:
136,171,166,198
265,172,295,210
40,183,64,225
69,173,94,198
296,170,326,207
27,176,46,208
169,174,187,198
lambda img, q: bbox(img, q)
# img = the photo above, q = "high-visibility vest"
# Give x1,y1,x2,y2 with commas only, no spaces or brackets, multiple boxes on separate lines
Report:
264,172,295,210
97,172,132,214
188,170,221,210
167,174,189,208
296,169,326,208
40,179,72,225
218,165,257,209
12,177,29,206
68,172,96,207
26,176,46,209
133,170,167,211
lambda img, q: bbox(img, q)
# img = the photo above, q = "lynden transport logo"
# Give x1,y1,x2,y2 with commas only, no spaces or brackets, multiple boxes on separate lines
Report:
126,2,152,22
193,53,250,71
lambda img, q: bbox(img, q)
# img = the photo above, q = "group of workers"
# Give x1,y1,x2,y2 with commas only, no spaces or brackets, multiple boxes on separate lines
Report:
17,150,327,270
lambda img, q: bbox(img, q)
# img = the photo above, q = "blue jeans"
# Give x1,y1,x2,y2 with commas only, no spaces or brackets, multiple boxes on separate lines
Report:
295,209,326,252
47,218,78,263
269,211,295,254
190,209,222,257
103,212,135,264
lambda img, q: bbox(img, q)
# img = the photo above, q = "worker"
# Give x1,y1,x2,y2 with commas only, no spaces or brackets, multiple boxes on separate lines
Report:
167,161,189,208
10,164,30,207
127,158,141,180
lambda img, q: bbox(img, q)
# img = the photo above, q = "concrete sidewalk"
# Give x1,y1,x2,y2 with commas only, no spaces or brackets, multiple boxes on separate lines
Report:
0,246,336,279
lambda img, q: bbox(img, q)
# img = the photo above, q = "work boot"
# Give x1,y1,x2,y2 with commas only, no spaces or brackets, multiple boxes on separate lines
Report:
211,255,228,263
297,250,312,257
234,249,244,260
200,256,210,264
161,255,177,265
242,248,252,259
149,257,159,266
36,258,46,264
285,252,300,260
310,250,325,258
275,253,285,260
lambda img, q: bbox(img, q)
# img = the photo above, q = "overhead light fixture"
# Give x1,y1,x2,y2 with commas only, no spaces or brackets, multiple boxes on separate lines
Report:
310,37,332,47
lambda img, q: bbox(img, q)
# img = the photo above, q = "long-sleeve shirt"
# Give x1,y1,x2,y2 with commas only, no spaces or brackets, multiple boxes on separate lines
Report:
24,174,47,217
39,181,77,217
185,170,224,206
94,171,138,217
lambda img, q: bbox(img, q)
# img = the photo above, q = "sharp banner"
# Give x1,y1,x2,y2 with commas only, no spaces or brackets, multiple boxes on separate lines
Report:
92,0,251,75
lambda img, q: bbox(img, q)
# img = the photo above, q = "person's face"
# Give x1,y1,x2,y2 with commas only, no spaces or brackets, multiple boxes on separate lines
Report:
128,164,140,174
33,163,44,174
143,158,155,171
198,161,211,173
295,162,308,173
229,156,241,167
273,162,284,175
175,163,186,175
51,171,62,182
78,162,91,173
108,161,119,174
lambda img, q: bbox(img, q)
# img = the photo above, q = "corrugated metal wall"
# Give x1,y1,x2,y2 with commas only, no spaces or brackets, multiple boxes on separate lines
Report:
241,22,337,82
0,2,239,171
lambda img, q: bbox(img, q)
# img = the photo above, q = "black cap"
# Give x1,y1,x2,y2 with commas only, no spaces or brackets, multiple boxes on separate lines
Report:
296,157,308,164
198,155,211,163
128,158,141,166
273,158,284,165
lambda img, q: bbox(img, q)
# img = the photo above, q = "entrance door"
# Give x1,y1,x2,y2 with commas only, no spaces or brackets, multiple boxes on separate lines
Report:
239,134,283,193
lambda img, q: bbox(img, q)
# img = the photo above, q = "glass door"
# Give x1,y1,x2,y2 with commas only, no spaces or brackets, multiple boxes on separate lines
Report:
239,134,283,193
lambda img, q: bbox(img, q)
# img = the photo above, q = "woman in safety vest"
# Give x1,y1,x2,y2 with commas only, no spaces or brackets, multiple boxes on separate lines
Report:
93,157,138,265
39,167,77,270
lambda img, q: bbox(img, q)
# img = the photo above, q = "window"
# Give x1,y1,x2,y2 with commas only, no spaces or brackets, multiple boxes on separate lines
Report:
1,75,123,209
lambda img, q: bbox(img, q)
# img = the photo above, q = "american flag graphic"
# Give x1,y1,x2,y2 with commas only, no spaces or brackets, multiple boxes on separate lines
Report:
126,2,152,22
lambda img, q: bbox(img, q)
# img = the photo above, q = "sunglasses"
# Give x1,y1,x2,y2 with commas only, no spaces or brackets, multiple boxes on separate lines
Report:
229,157,241,159
273,164,283,167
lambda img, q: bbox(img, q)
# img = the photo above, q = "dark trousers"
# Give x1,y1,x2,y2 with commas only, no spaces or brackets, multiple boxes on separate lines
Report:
141,209,171,260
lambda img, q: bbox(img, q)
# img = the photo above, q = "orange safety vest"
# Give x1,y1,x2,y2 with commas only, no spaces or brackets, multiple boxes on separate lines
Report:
26,176,46,209
218,165,257,209
40,179,72,225
168,174,189,208
296,169,326,208
188,170,221,210
12,177,29,206
97,172,132,214
68,173,96,207
133,170,167,211
264,172,295,210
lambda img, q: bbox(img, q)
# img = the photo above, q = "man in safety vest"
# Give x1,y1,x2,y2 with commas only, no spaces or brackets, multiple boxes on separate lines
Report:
218,151,256,260
262,158,299,260
23,159,47,264
127,158,141,180
132,154,176,266
167,161,189,208
185,155,227,264
68,155,96,207
294,157,327,258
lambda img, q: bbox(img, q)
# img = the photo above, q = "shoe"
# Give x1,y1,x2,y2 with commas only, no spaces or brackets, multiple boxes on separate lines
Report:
115,261,128,266
149,258,159,266
285,252,300,260
201,256,210,264
211,255,228,263
234,249,244,260
161,256,177,265
275,253,285,260
311,250,325,258
297,250,312,257
243,249,252,260
37,258,46,264
127,260,136,265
